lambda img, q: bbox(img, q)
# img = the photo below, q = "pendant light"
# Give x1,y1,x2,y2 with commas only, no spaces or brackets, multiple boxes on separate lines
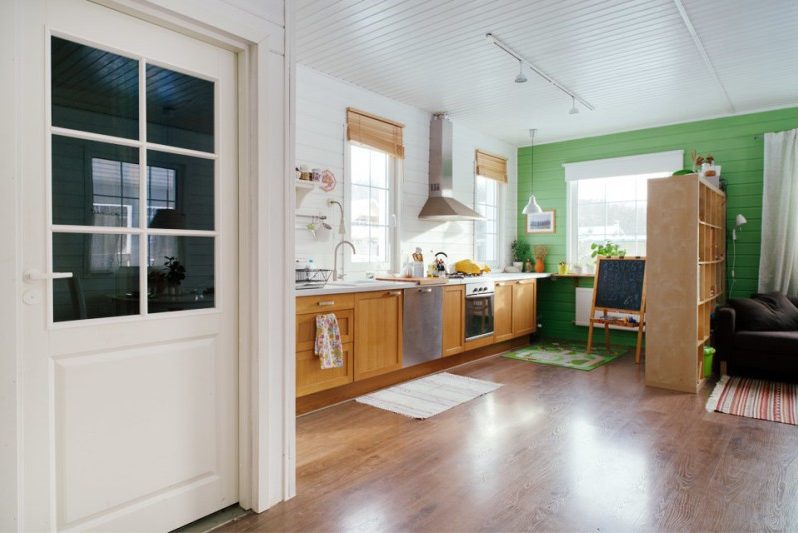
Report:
521,129,543,215
568,96,579,115
514,59,528,83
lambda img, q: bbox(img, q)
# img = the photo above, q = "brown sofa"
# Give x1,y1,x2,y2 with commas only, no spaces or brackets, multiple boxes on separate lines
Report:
715,292,798,381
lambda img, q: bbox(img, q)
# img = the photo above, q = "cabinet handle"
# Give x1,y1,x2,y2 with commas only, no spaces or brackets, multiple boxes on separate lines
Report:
317,301,335,306
387,291,402,296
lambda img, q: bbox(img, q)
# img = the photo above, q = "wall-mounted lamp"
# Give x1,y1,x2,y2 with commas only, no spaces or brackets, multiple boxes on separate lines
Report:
730,213,747,297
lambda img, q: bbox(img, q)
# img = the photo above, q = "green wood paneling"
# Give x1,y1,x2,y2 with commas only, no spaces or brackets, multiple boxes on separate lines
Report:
518,108,798,346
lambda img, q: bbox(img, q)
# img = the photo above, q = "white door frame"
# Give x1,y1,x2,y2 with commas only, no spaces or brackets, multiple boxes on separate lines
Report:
0,0,295,527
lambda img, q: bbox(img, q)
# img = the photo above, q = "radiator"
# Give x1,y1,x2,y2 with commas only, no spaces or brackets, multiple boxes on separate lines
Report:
574,287,643,330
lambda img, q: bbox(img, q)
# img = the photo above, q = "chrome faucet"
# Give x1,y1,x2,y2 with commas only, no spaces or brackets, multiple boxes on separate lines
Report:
333,240,356,281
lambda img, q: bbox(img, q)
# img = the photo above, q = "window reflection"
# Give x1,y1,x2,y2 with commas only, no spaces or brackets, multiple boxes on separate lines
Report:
147,151,214,231
147,236,214,313
51,37,139,139
147,65,214,153
53,233,140,322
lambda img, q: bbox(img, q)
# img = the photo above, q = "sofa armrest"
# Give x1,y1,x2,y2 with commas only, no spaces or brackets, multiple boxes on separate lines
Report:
714,306,736,361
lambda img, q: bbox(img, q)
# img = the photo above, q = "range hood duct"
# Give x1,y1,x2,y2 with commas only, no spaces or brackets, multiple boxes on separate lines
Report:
418,114,484,221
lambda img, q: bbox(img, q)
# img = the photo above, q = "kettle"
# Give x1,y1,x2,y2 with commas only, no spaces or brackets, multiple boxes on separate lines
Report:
434,251,448,278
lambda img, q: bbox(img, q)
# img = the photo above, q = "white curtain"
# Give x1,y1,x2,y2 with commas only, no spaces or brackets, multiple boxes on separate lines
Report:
759,129,798,295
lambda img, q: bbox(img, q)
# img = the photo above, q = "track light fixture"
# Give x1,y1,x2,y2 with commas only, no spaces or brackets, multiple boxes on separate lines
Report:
514,60,527,83
486,32,594,114
569,97,579,115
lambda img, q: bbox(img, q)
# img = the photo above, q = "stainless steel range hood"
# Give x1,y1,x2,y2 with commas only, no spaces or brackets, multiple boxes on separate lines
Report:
418,114,484,221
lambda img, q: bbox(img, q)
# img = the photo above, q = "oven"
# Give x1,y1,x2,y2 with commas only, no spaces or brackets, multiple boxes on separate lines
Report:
464,280,494,341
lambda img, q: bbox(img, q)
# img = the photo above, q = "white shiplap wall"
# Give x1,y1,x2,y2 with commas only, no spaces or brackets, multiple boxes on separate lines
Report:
295,65,517,274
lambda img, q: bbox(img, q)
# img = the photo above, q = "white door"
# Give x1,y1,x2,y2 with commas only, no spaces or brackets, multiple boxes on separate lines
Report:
19,1,238,530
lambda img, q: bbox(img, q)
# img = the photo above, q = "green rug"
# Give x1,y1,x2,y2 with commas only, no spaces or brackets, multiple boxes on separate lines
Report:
502,340,628,371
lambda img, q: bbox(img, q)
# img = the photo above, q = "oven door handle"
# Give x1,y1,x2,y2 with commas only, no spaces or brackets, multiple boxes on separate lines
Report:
465,294,494,300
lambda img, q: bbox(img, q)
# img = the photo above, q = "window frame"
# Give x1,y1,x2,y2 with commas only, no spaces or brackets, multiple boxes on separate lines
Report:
473,173,503,268
566,173,668,266
344,142,400,275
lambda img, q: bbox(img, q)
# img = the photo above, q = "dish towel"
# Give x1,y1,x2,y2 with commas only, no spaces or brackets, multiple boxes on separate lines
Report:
315,313,344,369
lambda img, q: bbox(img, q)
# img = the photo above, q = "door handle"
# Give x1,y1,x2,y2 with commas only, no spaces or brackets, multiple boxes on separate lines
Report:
418,288,432,293
23,270,73,283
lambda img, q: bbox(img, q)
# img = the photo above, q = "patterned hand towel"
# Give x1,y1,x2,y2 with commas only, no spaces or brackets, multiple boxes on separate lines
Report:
315,313,344,369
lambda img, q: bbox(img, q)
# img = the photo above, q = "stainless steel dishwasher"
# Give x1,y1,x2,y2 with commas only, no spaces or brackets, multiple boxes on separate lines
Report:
403,286,443,367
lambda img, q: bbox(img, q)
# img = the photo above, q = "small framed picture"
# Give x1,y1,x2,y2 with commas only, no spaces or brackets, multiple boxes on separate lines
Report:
526,210,556,234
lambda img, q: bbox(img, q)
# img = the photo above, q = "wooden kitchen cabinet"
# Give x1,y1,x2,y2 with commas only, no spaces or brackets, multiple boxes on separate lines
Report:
296,343,354,396
511,279,537,336
354,290,403,380
295,296,357,397
296,308,354,352
493,282,514,342
442,285,465,357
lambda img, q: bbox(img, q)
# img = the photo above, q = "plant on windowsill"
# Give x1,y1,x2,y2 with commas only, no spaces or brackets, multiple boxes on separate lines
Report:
511,239,531,269
533,245,548,273
164,256,186,295
589,240,626,273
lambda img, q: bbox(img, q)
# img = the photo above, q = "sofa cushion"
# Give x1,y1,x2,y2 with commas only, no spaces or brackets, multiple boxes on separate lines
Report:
728,293,798,331
734,331,798,357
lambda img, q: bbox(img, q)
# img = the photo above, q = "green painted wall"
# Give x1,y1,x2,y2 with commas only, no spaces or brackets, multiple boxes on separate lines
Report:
517,108,798,345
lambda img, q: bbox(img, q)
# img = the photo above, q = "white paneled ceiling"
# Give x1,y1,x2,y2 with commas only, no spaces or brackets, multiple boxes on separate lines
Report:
296,0,798,145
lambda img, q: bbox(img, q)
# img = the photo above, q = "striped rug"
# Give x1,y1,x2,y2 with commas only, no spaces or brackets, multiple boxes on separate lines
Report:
356,372,502,419
706,375,798,425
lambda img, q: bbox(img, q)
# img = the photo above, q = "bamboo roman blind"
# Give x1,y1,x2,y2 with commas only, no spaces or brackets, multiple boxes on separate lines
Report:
475,149,508,183
346,107,405,159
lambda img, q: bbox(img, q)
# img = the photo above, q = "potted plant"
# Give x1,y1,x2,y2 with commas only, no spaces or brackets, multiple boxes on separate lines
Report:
164,256,186,294
510,239,531,270
590,240,626,272
533,245,548,273
558,260,568,275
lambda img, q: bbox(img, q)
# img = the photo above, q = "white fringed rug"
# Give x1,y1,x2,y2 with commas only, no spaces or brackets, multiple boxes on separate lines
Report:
356,372,502,419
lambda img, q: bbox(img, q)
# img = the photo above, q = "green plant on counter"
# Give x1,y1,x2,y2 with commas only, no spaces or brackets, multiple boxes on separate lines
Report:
590,240,626,259
511,239,532,262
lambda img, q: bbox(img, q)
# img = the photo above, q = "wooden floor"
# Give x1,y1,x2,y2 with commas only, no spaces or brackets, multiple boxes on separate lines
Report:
222,349,798,532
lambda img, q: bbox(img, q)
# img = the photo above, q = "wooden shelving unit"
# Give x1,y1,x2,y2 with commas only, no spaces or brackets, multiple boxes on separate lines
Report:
645,173,726,393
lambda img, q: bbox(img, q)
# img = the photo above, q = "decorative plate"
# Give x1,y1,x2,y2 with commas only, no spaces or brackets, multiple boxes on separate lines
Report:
320,169,336,192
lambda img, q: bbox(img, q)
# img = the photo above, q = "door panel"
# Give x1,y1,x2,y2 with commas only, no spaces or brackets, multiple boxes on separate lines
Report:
493,282,513,342
21,1,238,530
354,291,403,380
512,280,537,336
55,338,217,524
442,285,465,357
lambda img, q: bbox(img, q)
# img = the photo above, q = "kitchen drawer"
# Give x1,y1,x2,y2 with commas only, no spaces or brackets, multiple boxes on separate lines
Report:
296,309,354,352
296,293,355,314
296,342,354,397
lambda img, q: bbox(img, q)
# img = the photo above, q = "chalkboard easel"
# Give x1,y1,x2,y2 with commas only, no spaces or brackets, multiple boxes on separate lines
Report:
587,256,647,364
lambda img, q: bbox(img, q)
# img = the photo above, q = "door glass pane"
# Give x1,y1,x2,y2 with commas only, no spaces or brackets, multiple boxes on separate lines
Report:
53,233,140,322
51,37,139,140
52,135,140,227
147,236,214,313
147,65,214,153
147,151,214,231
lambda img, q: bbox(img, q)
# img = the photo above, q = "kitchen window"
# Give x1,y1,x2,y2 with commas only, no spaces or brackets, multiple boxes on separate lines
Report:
347,143,397,272
564,150,683,267
474,149,507,267
474,175,500,266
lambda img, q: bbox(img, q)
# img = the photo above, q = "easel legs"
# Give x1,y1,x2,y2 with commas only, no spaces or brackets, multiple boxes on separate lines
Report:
635,323,644,364
587,321,594,354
